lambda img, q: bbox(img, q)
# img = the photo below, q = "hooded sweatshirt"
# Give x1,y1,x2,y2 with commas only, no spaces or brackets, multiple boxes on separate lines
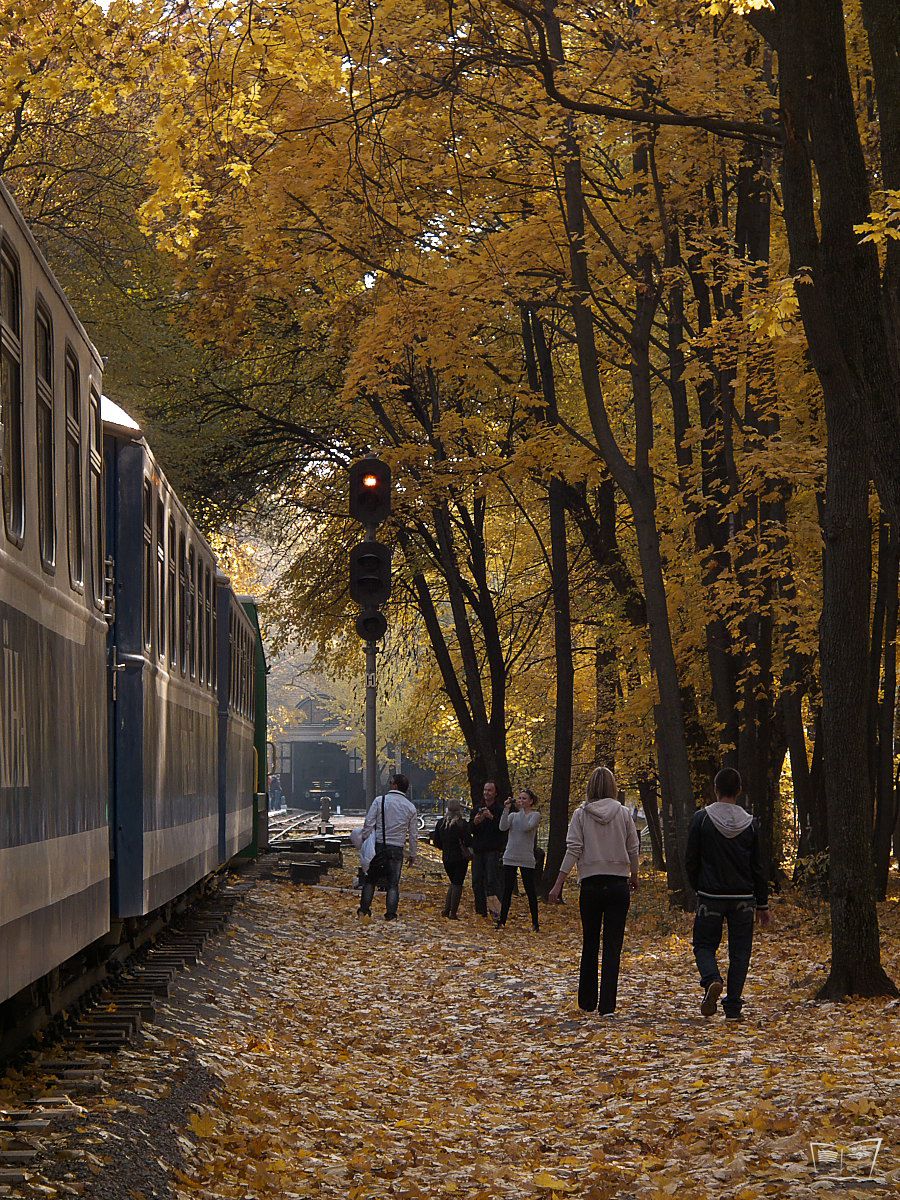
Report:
559,799,640,881
684,802,768,908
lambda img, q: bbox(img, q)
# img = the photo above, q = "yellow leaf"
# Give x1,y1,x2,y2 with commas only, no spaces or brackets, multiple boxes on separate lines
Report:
189,1112,216,1138
533,1172,577,1192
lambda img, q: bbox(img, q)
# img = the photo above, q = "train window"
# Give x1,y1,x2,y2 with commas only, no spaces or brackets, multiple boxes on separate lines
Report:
198,565,205,685
0,245,24,545
205,566,213,688
239,631,246,715
211,580,217,689
249,636,255,720
35,306,55,568
168,517,177,667
143,481,153,650
64,350,83,587
156,500,166,659
188,544,197,678
89,390,103,605
178,532,187,673
229,611,236,707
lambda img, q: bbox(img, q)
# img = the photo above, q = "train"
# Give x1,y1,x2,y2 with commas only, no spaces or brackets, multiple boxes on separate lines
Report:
0,179,267,1035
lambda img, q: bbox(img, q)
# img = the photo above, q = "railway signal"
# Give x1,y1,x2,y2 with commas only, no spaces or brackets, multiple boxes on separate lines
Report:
349,456,393,805
349,541,391,607
355,610,388,641
349,457,391,528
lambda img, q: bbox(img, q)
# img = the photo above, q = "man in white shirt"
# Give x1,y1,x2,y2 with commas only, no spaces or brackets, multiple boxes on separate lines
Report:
357,774,419,920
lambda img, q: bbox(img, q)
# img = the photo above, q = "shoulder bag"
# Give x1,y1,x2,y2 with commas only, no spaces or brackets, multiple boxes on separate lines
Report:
366,794,390,884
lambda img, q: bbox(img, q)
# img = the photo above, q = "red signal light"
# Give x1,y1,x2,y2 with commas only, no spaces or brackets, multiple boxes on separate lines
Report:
350,457,391,526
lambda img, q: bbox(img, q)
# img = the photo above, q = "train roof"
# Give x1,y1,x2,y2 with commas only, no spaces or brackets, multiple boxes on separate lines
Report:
101,394,217,564
101,395,142,436
0,179,104,372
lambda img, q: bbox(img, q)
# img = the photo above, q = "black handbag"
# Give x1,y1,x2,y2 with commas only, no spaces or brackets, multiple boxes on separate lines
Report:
533,828,546,878
366,794,389,883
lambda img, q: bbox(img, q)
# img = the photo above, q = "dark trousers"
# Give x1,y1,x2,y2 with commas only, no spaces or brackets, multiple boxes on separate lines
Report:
471,849,503,915
499,864,539,928
360,844,405,917
692,897,755,1016
578,874,631,1013
443,859,469,887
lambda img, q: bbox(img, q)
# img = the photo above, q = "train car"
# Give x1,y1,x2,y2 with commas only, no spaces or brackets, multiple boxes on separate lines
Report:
216,583,256,860
0,181,110,1002
237,596,268,856
104,399,221,917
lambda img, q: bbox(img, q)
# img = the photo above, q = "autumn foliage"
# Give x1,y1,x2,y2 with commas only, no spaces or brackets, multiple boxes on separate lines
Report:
0,0,897,996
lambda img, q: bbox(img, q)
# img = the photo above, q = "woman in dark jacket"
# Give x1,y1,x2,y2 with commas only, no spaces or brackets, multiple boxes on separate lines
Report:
432,799,473,919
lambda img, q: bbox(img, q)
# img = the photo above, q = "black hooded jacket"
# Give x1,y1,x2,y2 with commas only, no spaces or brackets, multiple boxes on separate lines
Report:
469,798,508,854
684,803,769,908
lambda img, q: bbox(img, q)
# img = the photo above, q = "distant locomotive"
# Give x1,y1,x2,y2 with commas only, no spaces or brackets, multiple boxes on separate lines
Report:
0,180,266,1024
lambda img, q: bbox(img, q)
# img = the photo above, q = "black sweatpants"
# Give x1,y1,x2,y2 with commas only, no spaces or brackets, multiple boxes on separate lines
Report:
578,874,631,1013
499,864,539,928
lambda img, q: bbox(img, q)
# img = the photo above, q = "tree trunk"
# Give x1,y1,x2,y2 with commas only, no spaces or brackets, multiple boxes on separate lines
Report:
545,477,575,891
545,3,696,904
873,524,899,899
749,0,898,995
817,392,897,997
638,769,666,871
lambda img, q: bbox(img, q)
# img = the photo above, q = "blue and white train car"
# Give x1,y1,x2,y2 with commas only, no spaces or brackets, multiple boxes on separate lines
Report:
0,181,109,1002
103,401,221,917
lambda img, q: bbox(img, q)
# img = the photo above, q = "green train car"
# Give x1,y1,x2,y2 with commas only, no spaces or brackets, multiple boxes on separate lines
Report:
238,597,269,857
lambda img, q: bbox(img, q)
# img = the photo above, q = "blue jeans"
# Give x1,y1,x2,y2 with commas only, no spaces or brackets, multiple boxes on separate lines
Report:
578,874,631,1013
471,850,503,915
360,844,405,917
693,897,755,1016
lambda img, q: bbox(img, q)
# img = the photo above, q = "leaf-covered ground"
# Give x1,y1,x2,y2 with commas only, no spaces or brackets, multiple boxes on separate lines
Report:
12,855,900,1199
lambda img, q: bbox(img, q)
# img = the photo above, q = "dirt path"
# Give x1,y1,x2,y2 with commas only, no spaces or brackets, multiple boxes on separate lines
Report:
14,859,900,1199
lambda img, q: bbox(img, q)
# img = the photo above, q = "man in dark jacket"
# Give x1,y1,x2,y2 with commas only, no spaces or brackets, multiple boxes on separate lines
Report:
684,767,770,1020
469,780,507,917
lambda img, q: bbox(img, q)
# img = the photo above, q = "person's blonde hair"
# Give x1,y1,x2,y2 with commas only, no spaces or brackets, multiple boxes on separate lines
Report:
586,766,617,801
446,798,465,826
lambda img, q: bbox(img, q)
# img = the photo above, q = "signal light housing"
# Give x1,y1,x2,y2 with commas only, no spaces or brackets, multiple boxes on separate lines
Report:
350,457,391,528
356,609,388,641
349,540,391,608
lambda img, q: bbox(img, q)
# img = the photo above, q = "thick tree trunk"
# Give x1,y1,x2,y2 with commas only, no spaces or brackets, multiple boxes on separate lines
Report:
749,0,898,995
873,524,899,899
817,397,897,998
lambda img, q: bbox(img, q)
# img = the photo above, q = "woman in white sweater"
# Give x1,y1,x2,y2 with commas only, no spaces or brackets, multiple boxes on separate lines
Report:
496,789,542,931
548,767,639,1014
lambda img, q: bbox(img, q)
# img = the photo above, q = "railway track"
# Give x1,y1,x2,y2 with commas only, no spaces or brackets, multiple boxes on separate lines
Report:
0,873,257,1190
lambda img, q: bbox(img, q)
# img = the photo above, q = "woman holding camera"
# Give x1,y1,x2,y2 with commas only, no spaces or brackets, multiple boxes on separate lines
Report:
496,789,542,931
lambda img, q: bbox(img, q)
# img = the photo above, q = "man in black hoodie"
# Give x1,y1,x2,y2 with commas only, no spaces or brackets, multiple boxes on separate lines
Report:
684,767,770,1020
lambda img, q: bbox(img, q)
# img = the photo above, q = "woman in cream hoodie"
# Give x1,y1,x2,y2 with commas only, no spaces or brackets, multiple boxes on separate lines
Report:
549,767,639,1014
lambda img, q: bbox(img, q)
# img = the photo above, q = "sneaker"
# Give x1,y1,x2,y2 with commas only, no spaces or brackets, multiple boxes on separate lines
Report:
493,919,505,930
532,923,540,932
356,907,370,917
384,913,398,921
700,979,724,1016
724,1011,744,1022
